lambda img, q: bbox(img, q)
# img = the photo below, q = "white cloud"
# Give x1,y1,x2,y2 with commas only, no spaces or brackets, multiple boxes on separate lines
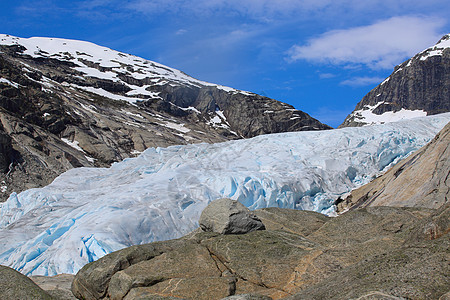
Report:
319,73,336,79
176,29,187,35
340,76,385,87
287,16,446,69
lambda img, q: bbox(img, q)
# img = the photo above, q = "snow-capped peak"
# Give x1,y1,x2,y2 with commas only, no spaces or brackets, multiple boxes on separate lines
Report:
0,34,252,98
418,33,450,61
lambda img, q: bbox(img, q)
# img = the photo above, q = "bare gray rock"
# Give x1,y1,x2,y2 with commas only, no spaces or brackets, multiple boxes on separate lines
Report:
221,294,272,300
199,198,266,234
0,265,54,300
72,206,449,300
30,274,76,300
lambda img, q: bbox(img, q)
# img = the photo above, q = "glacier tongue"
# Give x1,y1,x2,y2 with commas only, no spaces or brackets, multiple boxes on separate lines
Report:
0,113,449,276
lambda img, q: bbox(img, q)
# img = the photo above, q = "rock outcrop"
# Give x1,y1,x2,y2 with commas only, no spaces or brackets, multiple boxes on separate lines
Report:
340,34,450,127
0,34,330,201
30,274,76,300
0,265,54,299
336,122,450,212
72,205,449,300
199,198,266,234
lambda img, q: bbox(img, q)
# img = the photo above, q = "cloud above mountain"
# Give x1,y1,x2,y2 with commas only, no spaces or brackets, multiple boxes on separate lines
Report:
3,0,449,127
287,16,445,69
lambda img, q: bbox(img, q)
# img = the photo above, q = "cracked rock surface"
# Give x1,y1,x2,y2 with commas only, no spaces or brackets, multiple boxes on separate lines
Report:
71,204,449,300
199,198,266,234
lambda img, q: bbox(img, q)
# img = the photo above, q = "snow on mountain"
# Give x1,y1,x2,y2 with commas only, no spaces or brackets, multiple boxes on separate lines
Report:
0,113,449,276
418,33,450,61
0,34,330,203
348,102,427,126
340,33,450,128
0,34,251,101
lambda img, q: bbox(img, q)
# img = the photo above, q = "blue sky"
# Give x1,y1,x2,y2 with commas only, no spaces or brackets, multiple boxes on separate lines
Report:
1,0,449,127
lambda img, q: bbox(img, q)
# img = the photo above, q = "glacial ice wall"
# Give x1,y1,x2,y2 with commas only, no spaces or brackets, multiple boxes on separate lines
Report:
0,113,449,276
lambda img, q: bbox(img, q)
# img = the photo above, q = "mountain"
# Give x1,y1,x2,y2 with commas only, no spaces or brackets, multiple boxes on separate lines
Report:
0,113,448,276
336,121,449,212
0,34,331,201
340,33,450,127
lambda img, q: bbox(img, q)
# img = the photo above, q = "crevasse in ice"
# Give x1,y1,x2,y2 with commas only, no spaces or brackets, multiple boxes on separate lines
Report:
0,113,449,275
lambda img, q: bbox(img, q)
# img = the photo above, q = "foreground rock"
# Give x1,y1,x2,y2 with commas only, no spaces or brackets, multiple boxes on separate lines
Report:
72,204,449,299
287,204,450,300
337,122,450,212
199,198,265,234
0,265,54,299
30,274,76,300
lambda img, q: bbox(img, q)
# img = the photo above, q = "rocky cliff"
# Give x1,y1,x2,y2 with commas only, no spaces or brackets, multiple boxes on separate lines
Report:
340,34,450,127
0,34,330,201
336,121,449,212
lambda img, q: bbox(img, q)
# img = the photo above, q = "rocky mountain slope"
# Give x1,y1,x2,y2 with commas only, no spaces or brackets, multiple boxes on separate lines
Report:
336,121,449,212
69,199,449,300
340,33,450,127
0,34,330,201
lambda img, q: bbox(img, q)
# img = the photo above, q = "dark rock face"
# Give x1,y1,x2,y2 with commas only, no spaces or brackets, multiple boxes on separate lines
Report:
340,34,450,127
0,35,330,201
0,265,54,300
72,206,449,300
0,128,15,173
199,198,266,234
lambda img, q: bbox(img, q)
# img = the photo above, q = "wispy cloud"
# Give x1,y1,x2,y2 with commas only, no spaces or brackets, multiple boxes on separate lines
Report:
318,73,336,79
175,29,187,35
287,16,446,69
123,0,450,21
340,76,385,87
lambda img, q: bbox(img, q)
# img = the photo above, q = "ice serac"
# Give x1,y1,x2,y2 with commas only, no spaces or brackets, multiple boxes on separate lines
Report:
340,33,450,127
0,113,449,276
0,34,330,202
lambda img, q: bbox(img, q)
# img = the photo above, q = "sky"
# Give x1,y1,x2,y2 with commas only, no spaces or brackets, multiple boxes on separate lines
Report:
1,1,449,127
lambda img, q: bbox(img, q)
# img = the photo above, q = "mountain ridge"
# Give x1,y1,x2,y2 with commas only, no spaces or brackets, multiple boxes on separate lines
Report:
340,33,450,127
0,34,330,201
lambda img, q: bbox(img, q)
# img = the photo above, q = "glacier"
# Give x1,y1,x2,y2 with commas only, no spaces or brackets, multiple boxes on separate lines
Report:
0,113,449,276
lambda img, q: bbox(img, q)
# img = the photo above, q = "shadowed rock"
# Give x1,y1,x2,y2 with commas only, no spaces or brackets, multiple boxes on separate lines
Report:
199,198,266,234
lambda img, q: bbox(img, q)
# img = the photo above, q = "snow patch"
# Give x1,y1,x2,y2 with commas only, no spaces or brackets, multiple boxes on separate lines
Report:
0,77,20,88
380,77,390,85
161,121,191,133
179,106,201,114
0,34,254,97
61,138,85,153
419,34,450,61
73,85,144,104
350,101,427,125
